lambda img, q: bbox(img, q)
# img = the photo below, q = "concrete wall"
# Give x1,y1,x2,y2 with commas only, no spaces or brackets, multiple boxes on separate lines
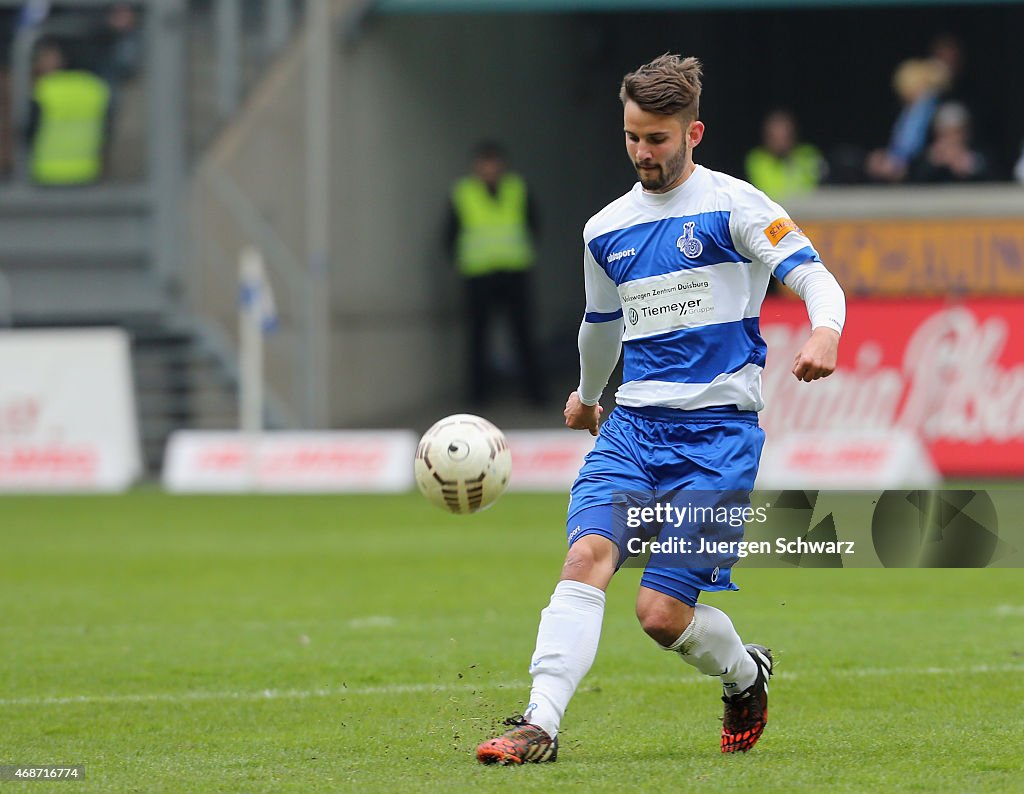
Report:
328,12,623,425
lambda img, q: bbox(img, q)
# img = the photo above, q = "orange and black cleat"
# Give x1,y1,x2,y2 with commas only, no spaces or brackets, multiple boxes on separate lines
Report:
721,643,773,753
476,715,558,765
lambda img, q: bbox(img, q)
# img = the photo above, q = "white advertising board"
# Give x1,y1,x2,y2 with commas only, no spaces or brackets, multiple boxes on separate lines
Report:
756,430,940,490
163,431,418,493
0,329,141,492
506,431,595,492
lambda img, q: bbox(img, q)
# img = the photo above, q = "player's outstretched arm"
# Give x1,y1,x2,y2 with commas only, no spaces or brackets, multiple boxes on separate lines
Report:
565,391,603,436
782,261,845,382
792,326,839,382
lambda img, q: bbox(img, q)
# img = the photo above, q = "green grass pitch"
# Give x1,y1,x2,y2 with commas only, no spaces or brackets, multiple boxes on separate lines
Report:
1,492,1022,792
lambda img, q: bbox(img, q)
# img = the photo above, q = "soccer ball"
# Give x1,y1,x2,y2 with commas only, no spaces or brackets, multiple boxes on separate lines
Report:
414,414,512,514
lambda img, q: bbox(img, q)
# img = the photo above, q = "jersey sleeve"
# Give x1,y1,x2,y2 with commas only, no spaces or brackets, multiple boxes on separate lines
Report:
577,237,623,405
783,261,846,335
728,188,821,282
582,243,622,323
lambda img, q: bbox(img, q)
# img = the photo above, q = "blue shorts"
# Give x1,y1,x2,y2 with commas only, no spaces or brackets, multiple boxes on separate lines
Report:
566,405,765,607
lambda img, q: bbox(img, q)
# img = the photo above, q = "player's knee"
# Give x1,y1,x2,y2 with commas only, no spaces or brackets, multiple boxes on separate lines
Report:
637,607,681,646
560,535,616,587
636,595,694,647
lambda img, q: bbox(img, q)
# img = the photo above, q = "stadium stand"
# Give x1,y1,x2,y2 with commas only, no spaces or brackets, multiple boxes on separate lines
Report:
0,1,299,472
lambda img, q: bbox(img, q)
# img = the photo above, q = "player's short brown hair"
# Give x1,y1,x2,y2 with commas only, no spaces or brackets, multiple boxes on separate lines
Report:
620,54,703,122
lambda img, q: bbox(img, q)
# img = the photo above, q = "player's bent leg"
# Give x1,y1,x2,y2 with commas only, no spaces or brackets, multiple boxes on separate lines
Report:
476,536,616,765
637,586,756,683
636,583,772,753
662,601,755,685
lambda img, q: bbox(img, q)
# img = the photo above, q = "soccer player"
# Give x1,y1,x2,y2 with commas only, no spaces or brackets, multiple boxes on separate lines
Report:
476,54,845,764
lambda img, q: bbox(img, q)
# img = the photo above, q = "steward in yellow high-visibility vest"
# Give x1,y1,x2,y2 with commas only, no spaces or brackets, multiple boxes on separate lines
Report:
445,141,546,406
29,66,110,186
744,110,824,202
451,172,535,277
745,143,823,202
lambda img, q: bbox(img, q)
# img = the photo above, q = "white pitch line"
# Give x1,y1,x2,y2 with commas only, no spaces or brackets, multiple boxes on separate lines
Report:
7,604,1014,636
0,664,1022,709
0,615,401,635
0,680,528,708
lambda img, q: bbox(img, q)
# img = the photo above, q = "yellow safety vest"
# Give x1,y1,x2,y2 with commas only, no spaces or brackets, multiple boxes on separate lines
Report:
31,71,110,186
452,174,534,277
745,144,823,202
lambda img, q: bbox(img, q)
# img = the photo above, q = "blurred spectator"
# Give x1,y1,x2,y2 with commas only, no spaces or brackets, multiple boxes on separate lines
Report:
929,33,1001,172
444,141,546,407
91,3,142,88
930,32,976,111
0,9,17,176
25,41,111,186
909,102,992,183
1014,143,1024,184
745,109,825,201
866,58,949,183
930,34,964,95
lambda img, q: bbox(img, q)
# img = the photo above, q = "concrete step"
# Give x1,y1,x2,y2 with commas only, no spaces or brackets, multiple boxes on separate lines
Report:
3,263,167,319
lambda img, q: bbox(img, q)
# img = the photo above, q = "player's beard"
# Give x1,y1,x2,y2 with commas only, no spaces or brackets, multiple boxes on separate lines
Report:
636,142,690,192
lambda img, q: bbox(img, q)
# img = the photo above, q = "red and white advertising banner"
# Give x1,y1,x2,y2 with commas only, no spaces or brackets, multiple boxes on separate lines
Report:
0,329,142,492
759,298,1024,478
162,431,418,493
506,431,595,492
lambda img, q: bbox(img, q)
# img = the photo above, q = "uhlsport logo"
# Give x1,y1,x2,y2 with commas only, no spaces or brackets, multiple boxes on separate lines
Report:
607,247,636,265
676,221,703,259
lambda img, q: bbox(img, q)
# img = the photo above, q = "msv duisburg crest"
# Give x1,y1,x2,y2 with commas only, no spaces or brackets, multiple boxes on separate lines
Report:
676,221,703,259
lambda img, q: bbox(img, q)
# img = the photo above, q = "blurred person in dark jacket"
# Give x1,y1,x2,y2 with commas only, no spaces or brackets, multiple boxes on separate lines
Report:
910,102,992,183
0,9,18,176
92,3,142,87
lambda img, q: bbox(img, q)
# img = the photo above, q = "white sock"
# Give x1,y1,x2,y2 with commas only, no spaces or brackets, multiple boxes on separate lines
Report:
664,603,757,695
523,579,606,738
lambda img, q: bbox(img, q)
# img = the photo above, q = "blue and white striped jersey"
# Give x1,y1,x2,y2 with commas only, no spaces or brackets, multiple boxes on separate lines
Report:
582,164,820,412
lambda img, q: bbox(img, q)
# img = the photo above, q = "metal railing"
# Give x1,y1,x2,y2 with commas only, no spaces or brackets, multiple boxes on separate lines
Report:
0,271,12,327
213,0,298,120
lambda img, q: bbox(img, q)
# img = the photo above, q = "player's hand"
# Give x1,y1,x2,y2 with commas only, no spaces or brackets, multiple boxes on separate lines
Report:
792,327,840,382
564,391,603,436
